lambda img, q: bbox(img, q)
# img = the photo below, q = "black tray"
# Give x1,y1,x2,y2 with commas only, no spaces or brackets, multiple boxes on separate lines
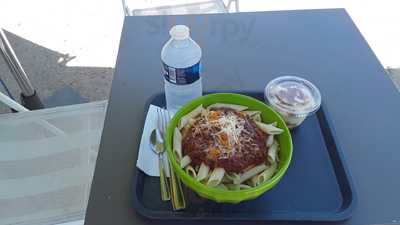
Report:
132,92,356,221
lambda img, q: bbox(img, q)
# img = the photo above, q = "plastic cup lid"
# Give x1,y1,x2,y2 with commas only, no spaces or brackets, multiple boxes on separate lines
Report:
265,76,321,116
169,25,190,40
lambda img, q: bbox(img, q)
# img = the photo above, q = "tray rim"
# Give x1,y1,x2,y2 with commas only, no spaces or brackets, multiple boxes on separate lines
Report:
131,91,357,221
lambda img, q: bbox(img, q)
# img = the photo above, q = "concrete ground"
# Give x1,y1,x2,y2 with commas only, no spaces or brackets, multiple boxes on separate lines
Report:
0,31,114,111
0,0,399,114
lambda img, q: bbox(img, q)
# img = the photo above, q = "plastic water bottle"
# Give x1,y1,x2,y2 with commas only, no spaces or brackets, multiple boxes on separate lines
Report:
161,25,202,114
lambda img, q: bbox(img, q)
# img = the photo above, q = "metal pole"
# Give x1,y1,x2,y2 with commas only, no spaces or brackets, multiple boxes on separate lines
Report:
0,28,44,109
0,29,35,96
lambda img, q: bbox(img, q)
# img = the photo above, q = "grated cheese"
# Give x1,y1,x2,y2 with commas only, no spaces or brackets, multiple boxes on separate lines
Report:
213,112,245,145
189,109,258,158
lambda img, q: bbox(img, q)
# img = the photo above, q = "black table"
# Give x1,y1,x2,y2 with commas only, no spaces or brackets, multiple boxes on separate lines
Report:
85,9,400,225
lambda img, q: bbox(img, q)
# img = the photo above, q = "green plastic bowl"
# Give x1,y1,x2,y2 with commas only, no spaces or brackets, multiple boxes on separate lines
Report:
165,93,293,203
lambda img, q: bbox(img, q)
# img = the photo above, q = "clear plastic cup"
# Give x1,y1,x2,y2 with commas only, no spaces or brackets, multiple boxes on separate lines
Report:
265,76,321,129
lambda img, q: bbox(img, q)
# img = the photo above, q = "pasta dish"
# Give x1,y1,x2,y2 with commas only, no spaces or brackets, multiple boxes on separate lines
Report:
182,108,267,173
173,103,283,190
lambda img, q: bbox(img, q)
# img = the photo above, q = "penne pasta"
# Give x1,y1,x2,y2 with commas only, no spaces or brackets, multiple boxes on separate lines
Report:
196,162,210,182
178,105,203,129
173,127,183,160
225,183,252,190
243,110,261,117
268,140,279,163
266,134,274,147
188,118,196,126
176,102,284,190
235,164,267,184
225,173,240,184
248,176,258,187
203,171,212,183
252,113,262,122
255,121,284,135
207,167,225,187
221,174,231,183
201,108,209,117
216,183,228,190
185,165,197,178
239,184,252,190
226,183,240,191
256,162,277,185
180,155,191,168
207,103,248,111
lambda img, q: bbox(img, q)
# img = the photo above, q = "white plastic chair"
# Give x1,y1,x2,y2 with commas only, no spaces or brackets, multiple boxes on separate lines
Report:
0,99,107,225
122,0,239,16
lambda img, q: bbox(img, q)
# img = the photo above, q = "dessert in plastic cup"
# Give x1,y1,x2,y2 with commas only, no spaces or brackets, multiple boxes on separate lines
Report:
264,76,321,129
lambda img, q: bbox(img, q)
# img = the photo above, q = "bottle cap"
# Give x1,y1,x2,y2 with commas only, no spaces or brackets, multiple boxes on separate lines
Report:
169,25,190,40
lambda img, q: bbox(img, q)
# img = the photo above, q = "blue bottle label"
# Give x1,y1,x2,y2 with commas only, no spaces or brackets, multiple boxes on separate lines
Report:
163,62,201,85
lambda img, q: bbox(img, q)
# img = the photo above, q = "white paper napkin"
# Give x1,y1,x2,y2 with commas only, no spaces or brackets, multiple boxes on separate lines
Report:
136,104,170,177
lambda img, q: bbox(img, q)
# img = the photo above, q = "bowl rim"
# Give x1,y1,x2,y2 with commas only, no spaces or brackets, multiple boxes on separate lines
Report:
165,93,293,201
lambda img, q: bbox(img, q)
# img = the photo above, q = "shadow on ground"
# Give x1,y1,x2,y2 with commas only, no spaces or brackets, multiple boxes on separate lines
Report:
0,30,113,113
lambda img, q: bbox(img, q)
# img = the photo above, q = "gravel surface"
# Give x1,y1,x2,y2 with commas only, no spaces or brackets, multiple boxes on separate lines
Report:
0,31,113,113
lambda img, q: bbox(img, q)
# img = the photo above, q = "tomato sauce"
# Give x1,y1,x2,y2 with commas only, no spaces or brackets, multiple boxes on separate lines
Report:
182,108,268,173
